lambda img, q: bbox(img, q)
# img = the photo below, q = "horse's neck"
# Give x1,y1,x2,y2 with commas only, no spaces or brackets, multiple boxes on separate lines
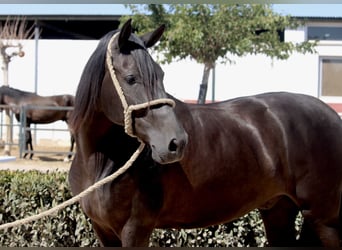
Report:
48,95,63,105
77,112,115,155
50,95,75,107
3,95,22,106
174,101,195,131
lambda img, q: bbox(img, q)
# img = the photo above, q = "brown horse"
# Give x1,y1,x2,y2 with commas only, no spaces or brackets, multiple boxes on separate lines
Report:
69,19,342,247
0,85,75,159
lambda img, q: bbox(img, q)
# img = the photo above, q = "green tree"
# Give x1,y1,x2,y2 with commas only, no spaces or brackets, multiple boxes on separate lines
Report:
121,4,316,104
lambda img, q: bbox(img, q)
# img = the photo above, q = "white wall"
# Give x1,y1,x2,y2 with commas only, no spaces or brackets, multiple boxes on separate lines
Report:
3,39,98,145
8,39,98,95
163,52,319,102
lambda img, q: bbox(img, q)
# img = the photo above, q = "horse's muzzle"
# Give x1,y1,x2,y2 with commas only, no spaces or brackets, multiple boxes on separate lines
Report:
151,131,188,164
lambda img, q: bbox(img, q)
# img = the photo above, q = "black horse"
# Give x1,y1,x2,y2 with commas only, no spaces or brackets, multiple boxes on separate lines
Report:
0,85,75,160
69,20,342,247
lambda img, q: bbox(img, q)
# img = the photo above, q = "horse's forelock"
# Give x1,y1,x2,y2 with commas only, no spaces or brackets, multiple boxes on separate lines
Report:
129,40,161,100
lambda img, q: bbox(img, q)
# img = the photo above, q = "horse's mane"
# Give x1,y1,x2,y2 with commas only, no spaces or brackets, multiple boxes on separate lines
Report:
0,86,38,100
70,30,117,132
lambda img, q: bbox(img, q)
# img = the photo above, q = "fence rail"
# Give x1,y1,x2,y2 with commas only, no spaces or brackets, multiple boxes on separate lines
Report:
0,104,74,159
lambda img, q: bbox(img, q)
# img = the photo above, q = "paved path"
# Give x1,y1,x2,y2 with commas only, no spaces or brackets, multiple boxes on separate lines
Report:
0,156,70,172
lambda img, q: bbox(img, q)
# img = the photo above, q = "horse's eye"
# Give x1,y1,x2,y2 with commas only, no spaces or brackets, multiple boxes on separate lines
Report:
125,75,136,85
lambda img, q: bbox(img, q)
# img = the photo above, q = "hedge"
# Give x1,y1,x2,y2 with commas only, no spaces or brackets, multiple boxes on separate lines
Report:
0,170,300,247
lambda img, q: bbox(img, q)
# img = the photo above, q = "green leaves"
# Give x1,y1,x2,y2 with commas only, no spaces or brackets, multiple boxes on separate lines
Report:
149,212,267,247
122,4,317,103
123,4,316,65
0,170,100,247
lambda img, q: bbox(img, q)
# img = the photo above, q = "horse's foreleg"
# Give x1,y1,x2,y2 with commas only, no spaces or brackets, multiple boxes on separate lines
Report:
120,198,156,246
300,209,341,247
23,129,33,159
92,221,122,247
259,196,299,246
23,133,28,159
297,178,341,247
298,214,322,246
64,133,75,162
121,218,153,247
27,129,34,159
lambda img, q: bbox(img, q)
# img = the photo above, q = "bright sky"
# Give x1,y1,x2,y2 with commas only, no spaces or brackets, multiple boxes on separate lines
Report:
0,4,341,17
272,4,342,17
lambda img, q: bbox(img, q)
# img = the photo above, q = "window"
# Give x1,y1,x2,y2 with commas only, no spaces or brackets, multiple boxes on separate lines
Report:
308,26,342,41
320,57,342,97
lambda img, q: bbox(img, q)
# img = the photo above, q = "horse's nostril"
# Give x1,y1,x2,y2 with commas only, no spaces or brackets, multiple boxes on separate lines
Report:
169,138,178,152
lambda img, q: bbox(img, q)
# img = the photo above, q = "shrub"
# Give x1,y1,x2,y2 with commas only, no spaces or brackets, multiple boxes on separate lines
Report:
149,211,267,247
0,170,275,247
0,170,99,247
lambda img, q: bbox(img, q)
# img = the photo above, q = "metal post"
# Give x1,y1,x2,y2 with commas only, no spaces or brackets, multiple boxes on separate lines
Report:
33,20,39,146
19,105,25,158
1,47,12,155
211,64,216,103
34,20,39,94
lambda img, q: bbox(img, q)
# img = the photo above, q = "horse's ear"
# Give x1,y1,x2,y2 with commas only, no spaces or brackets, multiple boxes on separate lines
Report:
140,24,165,48
118,19,133,50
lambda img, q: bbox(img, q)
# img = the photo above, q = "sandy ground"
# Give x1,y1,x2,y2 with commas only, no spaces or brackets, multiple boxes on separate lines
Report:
0,145,72,172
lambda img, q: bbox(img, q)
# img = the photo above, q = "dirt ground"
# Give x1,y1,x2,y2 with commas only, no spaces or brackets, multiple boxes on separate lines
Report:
0,145,71,172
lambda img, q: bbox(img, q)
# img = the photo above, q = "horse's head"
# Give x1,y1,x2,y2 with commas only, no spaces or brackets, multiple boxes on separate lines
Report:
62,94,75,107
0,86,12,113
59,95,75,124
101,19,188,164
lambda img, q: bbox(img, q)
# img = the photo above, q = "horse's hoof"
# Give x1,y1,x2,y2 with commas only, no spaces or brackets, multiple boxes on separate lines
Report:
63,157,71,163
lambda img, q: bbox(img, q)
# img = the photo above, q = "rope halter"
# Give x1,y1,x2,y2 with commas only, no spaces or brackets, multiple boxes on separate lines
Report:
105,32,176,138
